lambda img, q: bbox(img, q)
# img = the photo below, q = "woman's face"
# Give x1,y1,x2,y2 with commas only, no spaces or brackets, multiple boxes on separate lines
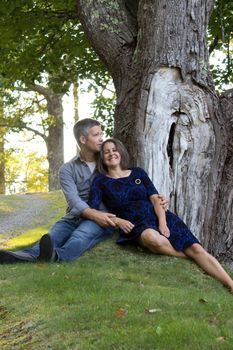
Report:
102,142,121,168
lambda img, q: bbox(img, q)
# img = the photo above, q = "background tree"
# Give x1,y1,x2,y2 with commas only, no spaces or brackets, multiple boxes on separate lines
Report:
0,128,6,194
0,95,7,194
0,0,108,190
4,147,48,193
76,0,233,258
208,0,233,90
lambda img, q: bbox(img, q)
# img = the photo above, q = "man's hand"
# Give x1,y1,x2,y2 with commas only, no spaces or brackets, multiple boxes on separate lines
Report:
115,218,135,234
158,194,169,211
93,212,117,227
82,208,116,227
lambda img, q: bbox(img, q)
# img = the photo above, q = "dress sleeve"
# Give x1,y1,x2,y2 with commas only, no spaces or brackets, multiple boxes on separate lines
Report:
88,175,103,210
137,167,159,196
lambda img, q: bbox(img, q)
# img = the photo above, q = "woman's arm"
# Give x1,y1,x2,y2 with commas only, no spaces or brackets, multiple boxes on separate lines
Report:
150,194,170,237
111,217,135,234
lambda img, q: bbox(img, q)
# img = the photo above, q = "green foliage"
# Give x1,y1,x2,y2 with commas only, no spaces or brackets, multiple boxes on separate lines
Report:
0,0,107,92
5,148,48,193
23,151,48,192
208,0,233,90
0,0,115,158
89,77,115,137
1,90,47,134
92,93,115,137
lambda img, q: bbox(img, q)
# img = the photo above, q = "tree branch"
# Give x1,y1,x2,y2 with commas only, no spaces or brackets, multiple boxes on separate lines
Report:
17,84,50,99
0,121,46,140
209,35,219,54
76,0,137,72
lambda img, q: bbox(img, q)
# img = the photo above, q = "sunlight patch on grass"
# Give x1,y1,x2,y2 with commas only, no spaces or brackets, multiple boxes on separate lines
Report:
1,190,66,250
5,226,48,250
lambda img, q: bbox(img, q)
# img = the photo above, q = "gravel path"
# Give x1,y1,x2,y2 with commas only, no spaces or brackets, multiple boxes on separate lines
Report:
0,193,56,241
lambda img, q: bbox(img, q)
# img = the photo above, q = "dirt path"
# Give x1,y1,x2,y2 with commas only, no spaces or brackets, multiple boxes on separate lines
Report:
0,193,59,242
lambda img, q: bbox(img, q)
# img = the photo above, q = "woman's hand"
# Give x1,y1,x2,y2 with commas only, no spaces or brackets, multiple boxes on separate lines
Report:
159,223,170,237
157,194,169,211
115,218,135,234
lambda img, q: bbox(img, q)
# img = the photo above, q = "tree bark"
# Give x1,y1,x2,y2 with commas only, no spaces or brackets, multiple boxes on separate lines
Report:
212,89,233,263
0,128,6,194
0,97,6,194
32,84,64,191
73,80,80,122
45,91,64,191
76,0,232,252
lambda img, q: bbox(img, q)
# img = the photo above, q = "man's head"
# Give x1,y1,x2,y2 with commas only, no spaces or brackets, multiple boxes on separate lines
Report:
73,118,103,153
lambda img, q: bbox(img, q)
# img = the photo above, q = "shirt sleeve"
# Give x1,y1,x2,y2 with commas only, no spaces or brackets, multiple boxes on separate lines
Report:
59,164,89,217
88,176,103,210
137,167,159,197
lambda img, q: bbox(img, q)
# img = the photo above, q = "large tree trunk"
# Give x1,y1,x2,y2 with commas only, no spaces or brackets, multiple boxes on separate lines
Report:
76,0,232,253
213,89,233,264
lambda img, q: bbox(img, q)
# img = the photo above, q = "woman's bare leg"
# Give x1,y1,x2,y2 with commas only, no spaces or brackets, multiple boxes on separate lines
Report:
185,244,233,292
138,229,186,258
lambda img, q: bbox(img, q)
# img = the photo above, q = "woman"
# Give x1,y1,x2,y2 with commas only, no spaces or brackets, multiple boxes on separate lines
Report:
89,138,233,292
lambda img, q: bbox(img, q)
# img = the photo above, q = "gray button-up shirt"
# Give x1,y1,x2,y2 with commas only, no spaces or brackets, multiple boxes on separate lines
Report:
59,156,106,219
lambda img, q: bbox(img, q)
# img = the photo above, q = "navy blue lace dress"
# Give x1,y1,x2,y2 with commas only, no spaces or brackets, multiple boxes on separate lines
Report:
89,167,200,251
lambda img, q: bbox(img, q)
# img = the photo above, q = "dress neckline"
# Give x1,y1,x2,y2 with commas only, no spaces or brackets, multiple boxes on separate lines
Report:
104,168,133,180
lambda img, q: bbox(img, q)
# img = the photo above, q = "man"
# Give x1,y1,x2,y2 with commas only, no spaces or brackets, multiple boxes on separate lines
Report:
0,118,168,263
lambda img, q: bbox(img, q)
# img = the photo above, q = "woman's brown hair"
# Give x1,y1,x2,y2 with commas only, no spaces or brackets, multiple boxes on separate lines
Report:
97,138,130,174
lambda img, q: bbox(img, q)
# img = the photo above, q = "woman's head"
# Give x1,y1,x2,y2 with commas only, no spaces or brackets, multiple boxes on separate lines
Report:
98,138,130,173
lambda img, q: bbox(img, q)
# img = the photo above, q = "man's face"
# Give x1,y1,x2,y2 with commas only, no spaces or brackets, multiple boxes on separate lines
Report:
82,125,103,153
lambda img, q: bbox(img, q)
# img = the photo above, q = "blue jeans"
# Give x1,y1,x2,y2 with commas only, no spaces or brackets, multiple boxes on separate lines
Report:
23,218,114,262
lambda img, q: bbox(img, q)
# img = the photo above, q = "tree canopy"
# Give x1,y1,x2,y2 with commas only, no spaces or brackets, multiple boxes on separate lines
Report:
0,0,108,91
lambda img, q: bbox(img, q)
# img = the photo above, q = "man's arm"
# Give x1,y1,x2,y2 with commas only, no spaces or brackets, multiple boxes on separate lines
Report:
60,164,116,227
59,165,89,217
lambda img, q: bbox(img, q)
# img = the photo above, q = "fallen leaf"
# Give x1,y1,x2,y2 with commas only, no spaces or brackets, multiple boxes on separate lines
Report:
199,298,208,303
216,336,226,341
115,308,128,317
155,326,163,335
146,308,162,314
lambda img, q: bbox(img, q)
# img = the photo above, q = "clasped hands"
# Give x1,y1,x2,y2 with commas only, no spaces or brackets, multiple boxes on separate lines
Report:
94,194,169,234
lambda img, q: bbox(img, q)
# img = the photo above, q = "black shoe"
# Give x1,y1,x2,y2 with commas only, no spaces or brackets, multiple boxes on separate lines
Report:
0,250,35,264
38,234,55,262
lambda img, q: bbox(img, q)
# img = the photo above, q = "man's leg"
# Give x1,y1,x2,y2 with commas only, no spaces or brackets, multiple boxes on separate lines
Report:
55,220,114,262
23,218,80,258
0,218,80,263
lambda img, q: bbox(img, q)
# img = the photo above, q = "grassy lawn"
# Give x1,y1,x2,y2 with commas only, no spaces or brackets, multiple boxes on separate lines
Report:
1,191,66,250
1,193,233,349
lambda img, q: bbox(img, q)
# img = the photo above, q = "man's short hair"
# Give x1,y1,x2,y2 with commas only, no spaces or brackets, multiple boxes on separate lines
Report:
73,118,101,145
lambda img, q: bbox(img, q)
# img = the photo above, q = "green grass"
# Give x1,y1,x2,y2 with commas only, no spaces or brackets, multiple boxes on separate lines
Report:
2,191,66,250
0,194,27,217
1,193,233,349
